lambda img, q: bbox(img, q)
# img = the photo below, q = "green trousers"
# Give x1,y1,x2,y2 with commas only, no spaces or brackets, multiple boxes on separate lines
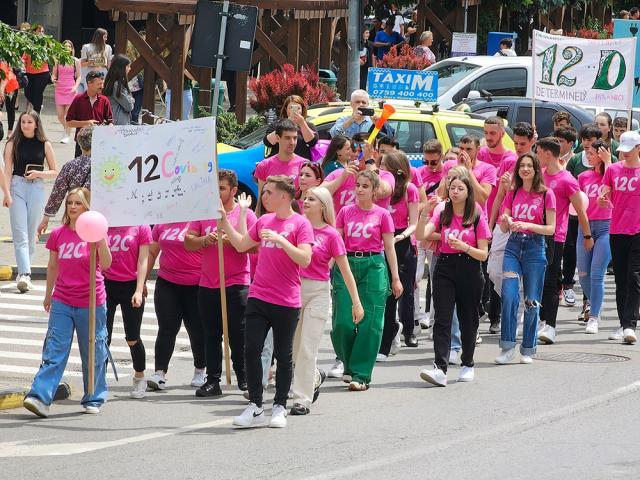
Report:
331,254,389,384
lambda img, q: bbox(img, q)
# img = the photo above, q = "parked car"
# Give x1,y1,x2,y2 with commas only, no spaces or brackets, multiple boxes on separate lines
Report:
453,96,594,137
425,56,532,109
218,105,515,199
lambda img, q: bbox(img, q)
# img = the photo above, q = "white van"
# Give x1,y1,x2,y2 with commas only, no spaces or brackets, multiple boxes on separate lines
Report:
425,56,532,109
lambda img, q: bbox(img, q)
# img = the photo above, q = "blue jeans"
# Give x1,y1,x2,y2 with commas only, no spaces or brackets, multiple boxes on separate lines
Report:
577,220,611,318
165,89,193,120
27,300,109,407
9,176,45,275
500,233,547,355
430,255,461,351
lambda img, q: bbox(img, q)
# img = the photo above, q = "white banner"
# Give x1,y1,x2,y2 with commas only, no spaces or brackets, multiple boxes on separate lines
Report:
532,30,636,109
91,117,220,227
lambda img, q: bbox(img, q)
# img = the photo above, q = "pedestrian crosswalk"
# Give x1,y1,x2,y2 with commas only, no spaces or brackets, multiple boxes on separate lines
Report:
0,280,194,382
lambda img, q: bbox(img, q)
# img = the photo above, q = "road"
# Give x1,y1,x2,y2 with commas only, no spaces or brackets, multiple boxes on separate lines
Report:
1,276,639,479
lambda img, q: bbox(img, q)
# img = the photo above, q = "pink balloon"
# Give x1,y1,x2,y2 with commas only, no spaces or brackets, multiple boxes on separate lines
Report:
76,211,109,243
569,191,589,216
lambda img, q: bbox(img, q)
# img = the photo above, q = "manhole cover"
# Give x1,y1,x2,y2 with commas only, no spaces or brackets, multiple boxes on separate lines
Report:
534,352,630,363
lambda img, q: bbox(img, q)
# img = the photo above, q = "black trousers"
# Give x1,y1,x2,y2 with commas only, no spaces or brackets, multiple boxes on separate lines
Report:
540,241,564,328
24,71,49,113
198,285,247,384
432,253,484,373
244,297,299,408
380,235,417,355
153,276,205,372
562,215,579,288
105,279,145,344
610,233,640,330
2,90,18,131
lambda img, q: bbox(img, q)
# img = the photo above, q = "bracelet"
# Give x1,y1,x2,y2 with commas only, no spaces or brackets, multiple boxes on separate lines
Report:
583,234,592,240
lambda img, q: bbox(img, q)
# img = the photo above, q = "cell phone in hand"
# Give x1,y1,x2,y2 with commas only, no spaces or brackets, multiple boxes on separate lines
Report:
358,107,375,117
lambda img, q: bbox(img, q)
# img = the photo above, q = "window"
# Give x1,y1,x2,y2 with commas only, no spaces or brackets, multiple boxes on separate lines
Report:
515,107,558,136
425,60,481,98
453,68,528,103
446,123,485,146
383,120,435,155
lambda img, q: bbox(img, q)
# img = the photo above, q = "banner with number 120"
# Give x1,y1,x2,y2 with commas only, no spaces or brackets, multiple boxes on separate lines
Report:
533,30,636,109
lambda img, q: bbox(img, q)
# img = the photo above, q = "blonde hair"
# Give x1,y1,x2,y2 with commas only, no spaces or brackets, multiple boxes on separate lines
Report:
306,186,336,227
62,188,91,225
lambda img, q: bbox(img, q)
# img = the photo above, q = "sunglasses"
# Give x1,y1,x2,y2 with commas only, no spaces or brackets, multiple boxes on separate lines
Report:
424,160,441,166
351,143,365,152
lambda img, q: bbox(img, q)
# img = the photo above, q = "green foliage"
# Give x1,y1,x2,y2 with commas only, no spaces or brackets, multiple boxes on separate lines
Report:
0,21,72,79
198,108,265,144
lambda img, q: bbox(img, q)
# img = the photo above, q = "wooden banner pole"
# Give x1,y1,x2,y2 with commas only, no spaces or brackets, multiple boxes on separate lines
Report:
88,243,97,395
531,31,537,131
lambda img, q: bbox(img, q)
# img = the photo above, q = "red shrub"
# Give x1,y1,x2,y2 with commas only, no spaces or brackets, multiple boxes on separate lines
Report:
378,44,434,70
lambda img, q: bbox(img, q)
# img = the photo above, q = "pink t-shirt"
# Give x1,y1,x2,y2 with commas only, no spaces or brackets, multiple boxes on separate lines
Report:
578,170,612,221
410,166,423,188
152,223,202,285
301,224,346,281
325,169,396,213
248,212,314,308
104,225,152,282
388,182,419,229
602,162,640,234
46,225,106,308
544,169,580,242
443,159,497,214
503,188,557,234
255,154,306,187
477,146,517,169
188,205,258,288
430,206,491,254
336,204,395,252
419,167,445,197
488,156,518,218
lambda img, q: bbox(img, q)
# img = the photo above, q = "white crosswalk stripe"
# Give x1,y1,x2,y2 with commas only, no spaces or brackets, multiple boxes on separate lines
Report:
0,280,194,383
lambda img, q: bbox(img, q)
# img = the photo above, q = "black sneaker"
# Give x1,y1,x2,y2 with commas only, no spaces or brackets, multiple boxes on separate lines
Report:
195,381,222,398
290,403,310,416
489,321,501,334
312,369,327,404
405,334,418,347
238,380,248,392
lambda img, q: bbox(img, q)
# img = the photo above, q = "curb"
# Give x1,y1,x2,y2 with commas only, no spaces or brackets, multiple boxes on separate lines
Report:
0,383,72,411
0,266,159,281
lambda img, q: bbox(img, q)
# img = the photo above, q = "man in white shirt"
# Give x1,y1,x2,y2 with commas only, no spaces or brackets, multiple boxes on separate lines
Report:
494,38,517,57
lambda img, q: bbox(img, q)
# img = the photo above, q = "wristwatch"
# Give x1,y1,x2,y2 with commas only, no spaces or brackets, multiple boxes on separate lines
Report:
583,234,592,239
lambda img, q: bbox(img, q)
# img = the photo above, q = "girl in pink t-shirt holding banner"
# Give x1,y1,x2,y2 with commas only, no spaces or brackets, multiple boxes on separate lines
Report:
24,188,113,418
417,171,491,387
332,170,403,391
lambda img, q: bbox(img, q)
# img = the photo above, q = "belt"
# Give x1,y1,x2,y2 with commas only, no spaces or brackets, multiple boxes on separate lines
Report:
346,251,381,258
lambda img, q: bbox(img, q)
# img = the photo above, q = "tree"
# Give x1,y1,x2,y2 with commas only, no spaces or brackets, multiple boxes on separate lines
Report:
0,21,72,79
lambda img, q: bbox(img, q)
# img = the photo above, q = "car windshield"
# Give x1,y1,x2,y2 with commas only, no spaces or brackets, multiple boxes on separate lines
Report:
426,60,480,97
231,125,269,149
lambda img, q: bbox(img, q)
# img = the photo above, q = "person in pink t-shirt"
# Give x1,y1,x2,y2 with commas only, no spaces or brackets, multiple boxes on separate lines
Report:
477,116,516,169
290,186,363,415
494,153,556,366
146,222,206,392
377,135,427,204
379,151,420,356
184,170,258,397
104,223,151,399
332,170,402,391
295,162,323,212
537,137,593,345
254,119,306,214
417,171,490,387
24,188,113,418
219,174,313,428
599,130,640,344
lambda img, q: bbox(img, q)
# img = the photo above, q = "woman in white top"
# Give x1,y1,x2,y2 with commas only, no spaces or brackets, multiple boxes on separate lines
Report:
80,28,113,92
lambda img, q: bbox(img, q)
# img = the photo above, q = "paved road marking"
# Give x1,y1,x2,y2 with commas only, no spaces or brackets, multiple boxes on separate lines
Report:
0,364,119,379
302,379,640,480
0,301,159,320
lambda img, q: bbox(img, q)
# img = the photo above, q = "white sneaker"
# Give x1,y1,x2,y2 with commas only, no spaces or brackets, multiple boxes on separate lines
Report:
608,327,624,341
391,322,402,354
376,353,388,362
84,405,100,414
191,368,206,387
623,329,637,345
60,135,70,144
457,366,474,382
342,374,352,383
419,313,431,329
520,355,533,364
23,396,49,418
495,347,516,364
585,318,599,334
419,366,447,387
537,320,546,332
538,325,556,344
449,350,459,365
563,288,576,306
328,360,344,378
475,332,482,344
147,371,166,390
130,376,147,399
269,404,287,428
233,403,265,428
16,274,33,293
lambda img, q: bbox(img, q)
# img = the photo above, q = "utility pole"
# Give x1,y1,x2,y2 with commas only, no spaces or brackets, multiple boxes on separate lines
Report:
347,0,362,95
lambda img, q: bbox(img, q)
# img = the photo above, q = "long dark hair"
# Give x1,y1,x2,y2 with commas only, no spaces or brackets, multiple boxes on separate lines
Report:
103,54,130,98
295,162,324,200
440,170,477,227
9,111,48,164
321,135,350,170
91,28,107,52
589,139,607,176
512,153,546,194
595,112,613,143
383,150,411,204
